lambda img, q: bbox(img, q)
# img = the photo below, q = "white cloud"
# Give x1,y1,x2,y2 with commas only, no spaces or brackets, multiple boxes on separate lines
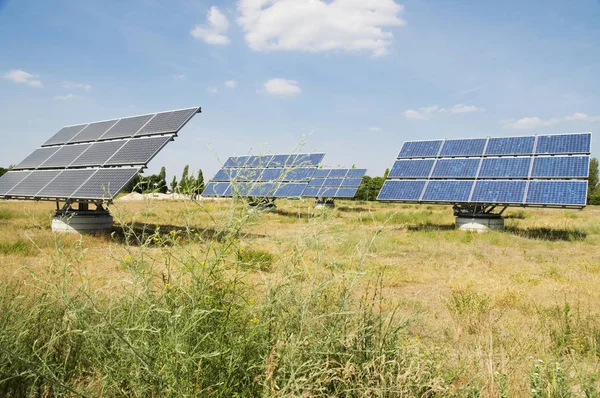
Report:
191,6,230,45
503,113,600,130
206,86,219,93
224,80,238,88
3,69,43,87
172,74,186,80
54,93,82,100
237,0,405,57
403,104,484,120
61,81,91,91
263,78,301,96
368,126,382,132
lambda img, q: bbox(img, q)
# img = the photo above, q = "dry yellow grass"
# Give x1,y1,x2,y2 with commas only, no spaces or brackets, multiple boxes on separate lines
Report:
1,197,599,395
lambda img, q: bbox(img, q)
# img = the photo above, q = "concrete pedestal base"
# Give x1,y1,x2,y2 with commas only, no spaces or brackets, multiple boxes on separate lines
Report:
456,216,505,232
52,211,113,234
315,199,335,209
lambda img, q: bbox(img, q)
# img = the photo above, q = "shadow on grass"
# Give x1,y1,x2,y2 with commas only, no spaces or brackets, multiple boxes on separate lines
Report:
273,209,317,219
504,226,587,242
105,222,265,246
407,223,456,232
337,206,370,213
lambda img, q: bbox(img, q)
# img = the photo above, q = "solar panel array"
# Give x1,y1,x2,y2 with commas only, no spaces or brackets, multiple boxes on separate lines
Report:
378,133,591,207
202,153,326,198
302,169,367,198
0,107,200,201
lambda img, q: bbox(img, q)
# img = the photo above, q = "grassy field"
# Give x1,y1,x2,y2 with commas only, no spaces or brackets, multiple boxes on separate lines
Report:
1,197,599,396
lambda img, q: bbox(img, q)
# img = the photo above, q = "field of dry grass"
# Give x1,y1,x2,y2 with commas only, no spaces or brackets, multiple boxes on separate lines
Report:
1,197,600,396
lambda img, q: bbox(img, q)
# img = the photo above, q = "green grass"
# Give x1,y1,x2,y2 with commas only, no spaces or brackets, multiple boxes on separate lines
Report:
0,239,36,256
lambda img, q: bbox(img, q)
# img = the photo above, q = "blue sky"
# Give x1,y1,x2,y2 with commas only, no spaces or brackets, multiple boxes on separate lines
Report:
1,0,599,180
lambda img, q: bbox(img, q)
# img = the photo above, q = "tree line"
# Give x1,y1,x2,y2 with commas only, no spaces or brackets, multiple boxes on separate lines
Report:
0,160,599,204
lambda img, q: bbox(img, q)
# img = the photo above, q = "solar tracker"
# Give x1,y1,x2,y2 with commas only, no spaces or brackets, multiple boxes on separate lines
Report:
301,168,367,199
1,107,201,203
378,132,592,209
203,153,325,199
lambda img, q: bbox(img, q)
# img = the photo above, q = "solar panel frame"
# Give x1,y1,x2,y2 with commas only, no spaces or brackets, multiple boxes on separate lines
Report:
531,155,590,178
525,180,588,206
534,133,592,155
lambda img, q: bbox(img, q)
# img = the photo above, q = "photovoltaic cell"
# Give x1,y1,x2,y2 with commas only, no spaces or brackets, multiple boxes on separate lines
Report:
39,144,91,169
285,167,315,181
318,187,338,197
296,153,325,167
398,140,442,158
7,170,61,196
259,168,283,181
249,182,277,197
105,136,172,165
42,125,87,147
526,181,587,206
13,147,60,170
439,139,486,157
229,182,254,197
421,180,473,202
308,178,325,187
70,140,127,167
535,133,591,155
389,159,434,178
69,120,118,143
313,169,330,178
346,169,367,178
245,155,273,168
531,156,589,178
99,114,154,140
323,178,343,187
202,182,231,196
328,169,348,178
485,136,535,155
302,187,320,197
224,156,250,168
377,180,426,201
37,169,95,198
341,178,363,187
478,157,531,178
336,188,359,198
136,108,197,136
268,154,295,167
72,168,139,199
235,168,262,181
274,183,307,197
431,158,479,178
0,171,31,195
471,180,527,203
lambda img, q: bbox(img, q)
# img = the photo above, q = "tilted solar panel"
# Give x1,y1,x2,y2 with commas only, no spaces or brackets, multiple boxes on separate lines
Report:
13,147,60,170
7,170,61,196
42,125,87,147
70,140,127,167
99,114,155,140
72,168,141,200
104,136,173,166
379,132,591,207
0,171,31,195
70,120,118,143
301,168,367,198
37,169,96,198
39,144,91,169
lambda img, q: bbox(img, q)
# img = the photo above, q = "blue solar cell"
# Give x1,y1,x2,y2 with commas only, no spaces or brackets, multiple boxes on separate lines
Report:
267,154,294,167
318,187,338,197
294,153,325,167
346,169,367,178
202,182,230,196
422,180,473,202
389,159,434,178
302,187,320,197
259,168,282,181
249,182,277,197
274,183,307,197
535,133,591,155
531,156,589,178
212,168,237,181
235,168,262,181
308,178,325,187
398,141,442,158
285,167,315,181
336,188,359,198
323,178,343,187
526,181,587,206
377,180,426,201
313,169,330,178
485,136,535,155
431,158,479,178
471,180,527,203
440,139,486,157
328,169,348,178
245,155,273,168
229,182,254,196
224,156,249,168
478,157,531,178
341,178,363,187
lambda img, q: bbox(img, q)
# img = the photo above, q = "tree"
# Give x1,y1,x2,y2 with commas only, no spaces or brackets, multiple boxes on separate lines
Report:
589,158,600,205
196,170,204,192
0,167,8,177
170,175,178,192
180,165,190,193
383,168,390,180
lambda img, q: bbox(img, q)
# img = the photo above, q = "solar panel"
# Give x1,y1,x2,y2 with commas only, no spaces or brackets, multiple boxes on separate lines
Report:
39,143,91,169
430,158,479,178
245,155,274,168
313,169,330,178
0,171,31,195
42,125,87,147
37,169,96,198
439,139,486,157
328,169,348,178
7,170,61,196
202,182,231,197
13,147,60,170
302,168,366,198
69,120,118,143
531,156,589,178
224,156,250,168
274,183,308,198
379,132,591,207
3,107,200,202
285,167,315,181
72,168,140,200
104,136,172,166
259,168,283,181
471,180,527,203
249,182,277,197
